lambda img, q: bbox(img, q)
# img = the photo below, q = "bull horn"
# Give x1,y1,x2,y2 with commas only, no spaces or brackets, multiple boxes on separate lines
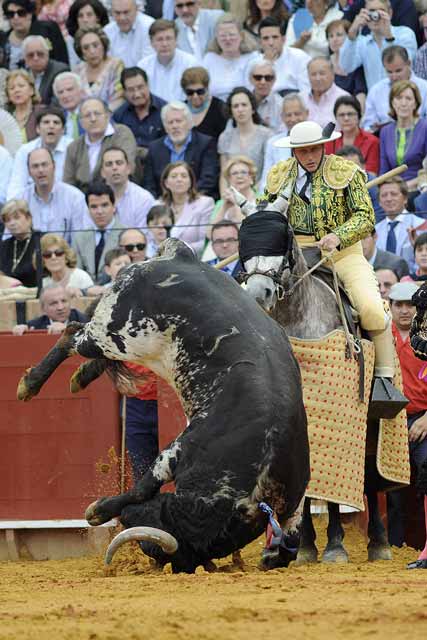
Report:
105,526,178,565
229,185,258,216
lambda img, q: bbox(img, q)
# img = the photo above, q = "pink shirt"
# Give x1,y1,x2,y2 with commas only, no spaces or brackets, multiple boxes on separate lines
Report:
302,83,350,129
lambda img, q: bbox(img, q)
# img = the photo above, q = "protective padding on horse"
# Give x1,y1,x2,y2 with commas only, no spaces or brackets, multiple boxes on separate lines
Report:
290,331,410,511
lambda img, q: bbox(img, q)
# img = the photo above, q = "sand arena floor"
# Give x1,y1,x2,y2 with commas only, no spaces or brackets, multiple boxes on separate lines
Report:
1,520,426,640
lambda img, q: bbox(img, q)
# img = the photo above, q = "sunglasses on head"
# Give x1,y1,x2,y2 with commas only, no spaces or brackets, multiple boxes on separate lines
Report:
5,8,28,17
185,88,206,97
120,243,146,252
42,249,65,259
252,74,275,82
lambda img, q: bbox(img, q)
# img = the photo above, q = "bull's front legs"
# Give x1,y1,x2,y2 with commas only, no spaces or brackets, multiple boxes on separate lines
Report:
17,323,83,401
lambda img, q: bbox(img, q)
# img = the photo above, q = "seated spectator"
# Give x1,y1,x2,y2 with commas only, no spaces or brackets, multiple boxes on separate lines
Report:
205,220,242,279
7,106,73,199
401,232,427,283
375,267,399,300
100,146,155,228
248,59,283,132
73,26,124,112
38,0,73,37
159,160,214,255
202,14,259,102
387,281,427,570
40,232,94,297
145,204,173,258
0,199,40,286
13,284,87,334
244,0,288,41
257,17,310,95
0,0,69,69
363,45,427,134
104,0,154,68
142,100,219,199
325,95,379,174
103,246,131,282
302,57,350,129
5,69,44,143
362,229,410,279
334,144,383,220
0,144,13,208
181,66,228,140
260,93,308,188
22,148,88,242
175,0,223,61
23,35,69,105
379,81,427,191
218,86,272,185
375,177,425,268
113,67,166,149
65,0,109,68
285,0,343,58
52,71,86,139
118,227,147,263
72,181,126,281
137,19,197,103
326,19,367,111
339,0,417,91
63,97,137,192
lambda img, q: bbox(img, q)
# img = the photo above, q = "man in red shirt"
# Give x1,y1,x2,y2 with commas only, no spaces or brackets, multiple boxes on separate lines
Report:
389,281,427,568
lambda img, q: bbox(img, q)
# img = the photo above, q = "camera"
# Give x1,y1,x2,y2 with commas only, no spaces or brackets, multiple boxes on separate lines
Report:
368,10,381,21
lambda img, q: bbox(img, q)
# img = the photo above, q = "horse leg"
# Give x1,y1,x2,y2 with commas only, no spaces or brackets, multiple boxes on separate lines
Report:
322,502,349,563
17,322,83,401
296,497,318,564
70,358,108,393
366,487,392,561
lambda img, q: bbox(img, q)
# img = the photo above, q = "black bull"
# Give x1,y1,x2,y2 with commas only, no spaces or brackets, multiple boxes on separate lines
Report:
17,240,310,573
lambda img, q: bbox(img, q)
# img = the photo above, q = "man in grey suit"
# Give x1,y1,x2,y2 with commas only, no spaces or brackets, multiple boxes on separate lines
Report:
72,182,126,283
175,0,223,62
23,35,69,104
361,230,410,280
63,98,137,192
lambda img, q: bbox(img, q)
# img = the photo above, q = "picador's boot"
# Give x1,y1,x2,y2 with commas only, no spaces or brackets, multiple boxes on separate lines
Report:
368,323,408,419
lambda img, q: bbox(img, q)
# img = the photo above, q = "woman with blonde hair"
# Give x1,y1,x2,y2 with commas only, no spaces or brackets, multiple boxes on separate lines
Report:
5,69,44,142
202,14,259,102
39,233,94,297
0,199,39,286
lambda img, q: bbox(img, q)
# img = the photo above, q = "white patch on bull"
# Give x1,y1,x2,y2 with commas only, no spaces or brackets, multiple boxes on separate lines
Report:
155,274,184,288
152,440,182,482
203,326,240,357
282,495,305,537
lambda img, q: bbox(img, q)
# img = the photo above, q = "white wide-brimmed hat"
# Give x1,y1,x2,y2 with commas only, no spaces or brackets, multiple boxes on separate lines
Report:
274,121,342,149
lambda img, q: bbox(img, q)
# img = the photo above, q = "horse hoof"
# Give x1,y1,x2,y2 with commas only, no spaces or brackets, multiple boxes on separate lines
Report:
295,546,318,565
368,544,392,562
322,544,349,563
85,500,109,526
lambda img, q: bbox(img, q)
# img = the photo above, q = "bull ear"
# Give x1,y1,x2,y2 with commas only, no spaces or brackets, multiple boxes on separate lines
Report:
158,238,197,262
229,186,258,217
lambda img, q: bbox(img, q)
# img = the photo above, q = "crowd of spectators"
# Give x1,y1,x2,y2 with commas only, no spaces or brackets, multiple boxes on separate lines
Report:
0,0,426,554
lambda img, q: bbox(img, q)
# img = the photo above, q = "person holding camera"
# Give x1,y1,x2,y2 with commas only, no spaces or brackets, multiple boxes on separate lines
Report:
339,0,417,90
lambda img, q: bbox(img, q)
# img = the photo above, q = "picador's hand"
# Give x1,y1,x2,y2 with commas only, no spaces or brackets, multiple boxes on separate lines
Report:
317,233,340,252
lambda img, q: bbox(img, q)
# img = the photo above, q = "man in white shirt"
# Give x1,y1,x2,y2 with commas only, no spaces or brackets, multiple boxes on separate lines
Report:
105,0,154,67
100,146,155,228
248,59,283,132
258,17,311,95
174,0,223,62
302,57,350,128
375,177,425,270
363,45,427,132
137,19,197,102
23,148,88,243
7,106,73,199
53,72,86,140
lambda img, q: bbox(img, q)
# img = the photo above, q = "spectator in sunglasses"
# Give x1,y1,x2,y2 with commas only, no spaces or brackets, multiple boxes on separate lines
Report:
180,66,227,141
118,228,147,263
38,232,94,299
175,0,224,62
249,59,283,132
0,0,68,70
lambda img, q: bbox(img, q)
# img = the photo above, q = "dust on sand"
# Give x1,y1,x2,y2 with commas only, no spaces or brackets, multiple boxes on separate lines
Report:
0,520,426,640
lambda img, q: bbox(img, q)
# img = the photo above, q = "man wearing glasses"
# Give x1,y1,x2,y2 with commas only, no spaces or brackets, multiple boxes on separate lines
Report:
249,59,283,132
0,0,68,69
23,35,68,105
175,0,223,63
206,221,242,280
118,228,147,263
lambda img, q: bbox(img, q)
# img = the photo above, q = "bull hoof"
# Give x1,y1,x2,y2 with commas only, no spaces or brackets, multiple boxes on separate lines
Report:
203,560,217,572
295,545,318,565
322,543,349,564
368,543,392,562
69,367,83,393
85,500,111,526
16,370,38,401
260,546,297,570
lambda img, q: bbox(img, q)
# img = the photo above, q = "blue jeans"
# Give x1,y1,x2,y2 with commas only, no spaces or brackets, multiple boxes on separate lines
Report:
125,397,159,484
387,411,427,547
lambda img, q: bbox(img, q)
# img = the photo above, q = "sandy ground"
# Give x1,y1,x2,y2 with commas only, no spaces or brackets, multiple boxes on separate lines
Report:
1,520,426,640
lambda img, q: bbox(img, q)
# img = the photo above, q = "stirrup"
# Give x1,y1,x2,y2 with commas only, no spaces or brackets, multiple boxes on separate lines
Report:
368,377,408,420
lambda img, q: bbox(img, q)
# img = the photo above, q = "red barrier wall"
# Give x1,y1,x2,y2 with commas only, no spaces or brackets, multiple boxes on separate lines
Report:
0,333,121,520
